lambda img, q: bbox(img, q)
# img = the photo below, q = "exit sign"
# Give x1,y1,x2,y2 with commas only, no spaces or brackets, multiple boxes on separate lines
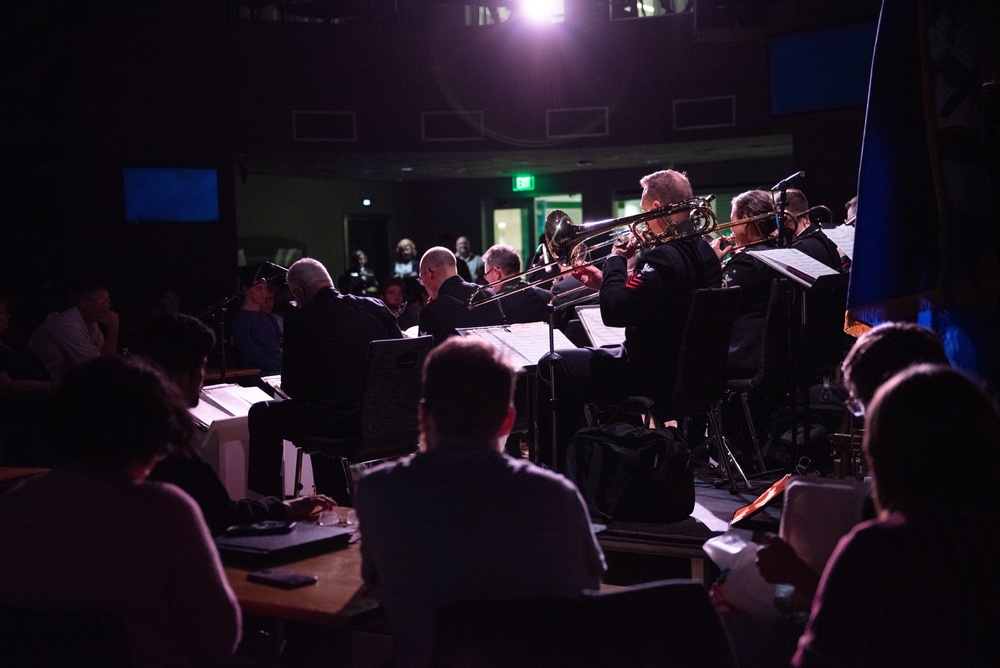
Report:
512,175,535,192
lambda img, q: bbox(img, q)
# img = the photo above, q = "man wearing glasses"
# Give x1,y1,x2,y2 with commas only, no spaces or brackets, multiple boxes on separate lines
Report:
27,282,119,382
417,246,506,346
247,258,402,505
481,244,552,325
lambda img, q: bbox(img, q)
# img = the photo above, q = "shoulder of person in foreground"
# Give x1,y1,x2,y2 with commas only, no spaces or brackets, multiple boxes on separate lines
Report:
140,479,243,664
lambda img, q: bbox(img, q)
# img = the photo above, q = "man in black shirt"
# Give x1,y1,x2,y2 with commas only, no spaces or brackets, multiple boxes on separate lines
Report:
417,247,506,345
784,188,849,272
247,258,402,503
482,244,553,324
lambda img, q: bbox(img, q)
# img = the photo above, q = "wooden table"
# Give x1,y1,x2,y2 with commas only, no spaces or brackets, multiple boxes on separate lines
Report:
224,538,377,628
224,534,379,666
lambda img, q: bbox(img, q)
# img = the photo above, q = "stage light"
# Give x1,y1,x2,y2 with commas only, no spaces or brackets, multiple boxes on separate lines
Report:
363,198,372,206
521,0,563,24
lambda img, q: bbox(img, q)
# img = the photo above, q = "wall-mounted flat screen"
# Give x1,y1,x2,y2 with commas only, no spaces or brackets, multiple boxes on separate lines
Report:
124,167,220,223
769,21,877,116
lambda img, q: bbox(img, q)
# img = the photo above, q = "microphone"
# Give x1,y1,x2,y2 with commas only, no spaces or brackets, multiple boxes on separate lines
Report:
264,261,289,273
771,171,805,192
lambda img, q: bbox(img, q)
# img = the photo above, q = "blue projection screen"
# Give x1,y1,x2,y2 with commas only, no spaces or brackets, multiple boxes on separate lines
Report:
769,21,877,116
124,167,220,223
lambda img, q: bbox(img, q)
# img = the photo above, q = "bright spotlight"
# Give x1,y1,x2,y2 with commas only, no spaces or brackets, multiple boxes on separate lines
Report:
362,198,372,206
522,0,563,23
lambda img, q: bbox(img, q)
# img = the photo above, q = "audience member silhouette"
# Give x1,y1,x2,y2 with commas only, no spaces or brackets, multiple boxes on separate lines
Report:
27,282,120,381
0,355,242,667
355,337,605,667
793,364,1000,667
130,313,336,535
230,278,282,374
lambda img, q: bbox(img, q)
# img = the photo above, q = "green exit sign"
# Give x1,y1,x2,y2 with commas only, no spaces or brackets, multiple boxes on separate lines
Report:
512,175,535,192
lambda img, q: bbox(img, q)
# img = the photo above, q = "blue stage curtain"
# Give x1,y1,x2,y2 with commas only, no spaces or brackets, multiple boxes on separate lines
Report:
848,0,999,387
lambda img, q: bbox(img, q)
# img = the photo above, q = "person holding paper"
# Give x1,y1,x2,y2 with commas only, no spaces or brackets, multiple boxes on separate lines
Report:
538,169,722,470
417,246,506,345
793,364,1000,667
130,313,337,535
247,258,402,504
482,244,553,324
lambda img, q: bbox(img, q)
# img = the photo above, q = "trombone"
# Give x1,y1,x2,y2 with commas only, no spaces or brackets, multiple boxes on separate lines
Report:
467,196,719,310
711,204,837,256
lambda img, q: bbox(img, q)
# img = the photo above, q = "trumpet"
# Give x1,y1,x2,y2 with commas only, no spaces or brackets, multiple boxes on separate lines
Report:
467,196,718,310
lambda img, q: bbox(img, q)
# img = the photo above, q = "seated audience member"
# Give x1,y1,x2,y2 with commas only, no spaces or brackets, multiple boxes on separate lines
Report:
27,282,119,381
455,235,484,283
482,244,553,324
355,337,606,668
248,258,402,504
417,246,506,345
0,356,242,667
380,277,421,331
393,237,420,278
757,322,950,599
130,313,336,535
230,278,282,375
262,282,285,334
339,249,380,297
793,364,1000,667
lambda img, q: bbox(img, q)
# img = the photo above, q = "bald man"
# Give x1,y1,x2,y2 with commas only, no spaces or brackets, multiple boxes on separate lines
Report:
417,247,506,345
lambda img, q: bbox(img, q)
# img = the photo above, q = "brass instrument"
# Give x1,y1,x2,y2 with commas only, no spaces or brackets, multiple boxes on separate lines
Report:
467,196,719,310
713,204,837,255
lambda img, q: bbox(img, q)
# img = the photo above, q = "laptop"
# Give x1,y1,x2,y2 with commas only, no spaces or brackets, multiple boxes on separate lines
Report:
214,523,353,569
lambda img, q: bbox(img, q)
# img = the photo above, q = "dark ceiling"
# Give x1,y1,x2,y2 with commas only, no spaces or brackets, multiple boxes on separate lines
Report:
241,133,793,181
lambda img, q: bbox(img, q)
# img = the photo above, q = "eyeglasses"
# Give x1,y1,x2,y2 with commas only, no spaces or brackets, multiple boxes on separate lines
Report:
845,394,865,418
418,268,433,286
483,266,496,281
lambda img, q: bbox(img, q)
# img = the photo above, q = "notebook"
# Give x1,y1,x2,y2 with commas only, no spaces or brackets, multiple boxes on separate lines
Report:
214,523,353,569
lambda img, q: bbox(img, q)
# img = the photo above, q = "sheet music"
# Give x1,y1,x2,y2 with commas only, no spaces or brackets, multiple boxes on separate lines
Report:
747,248,840,288
200,383,271,417
260,375,290,400
190,398,235,428
575,305,625,347
822,225,855,261
457,322,576,369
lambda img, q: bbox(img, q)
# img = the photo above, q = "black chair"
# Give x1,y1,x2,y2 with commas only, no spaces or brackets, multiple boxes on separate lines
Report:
292,335,434,502
430,579,737,668
726,279,792,473
658,287,744,492
0,608,130,667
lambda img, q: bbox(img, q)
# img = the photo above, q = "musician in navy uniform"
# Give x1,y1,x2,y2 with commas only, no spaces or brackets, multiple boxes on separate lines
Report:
482,244,553,324
538,169,722,470
417,247,506,346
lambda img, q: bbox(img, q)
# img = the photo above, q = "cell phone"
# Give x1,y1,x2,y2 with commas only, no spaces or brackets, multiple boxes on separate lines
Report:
224,520,296,537
247,568,317,590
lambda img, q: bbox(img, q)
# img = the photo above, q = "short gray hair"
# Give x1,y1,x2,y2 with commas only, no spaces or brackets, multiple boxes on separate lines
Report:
287,258,332,290
482,245,521,277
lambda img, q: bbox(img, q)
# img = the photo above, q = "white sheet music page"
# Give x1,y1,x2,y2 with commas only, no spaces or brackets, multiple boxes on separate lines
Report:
746,248,839,288
822,225,855,261
575,305,625,347
190,398,233,428
458,323,575,369
200,383,269,417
